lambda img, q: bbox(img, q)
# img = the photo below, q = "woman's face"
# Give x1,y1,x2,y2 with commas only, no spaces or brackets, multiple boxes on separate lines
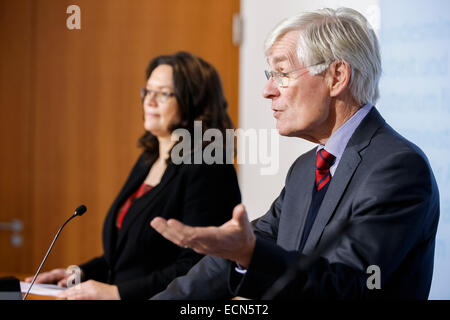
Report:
142,64,180,138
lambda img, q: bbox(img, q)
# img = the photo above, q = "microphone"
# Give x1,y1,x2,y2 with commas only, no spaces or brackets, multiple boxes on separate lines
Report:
74,204,87,217
23,205,87,300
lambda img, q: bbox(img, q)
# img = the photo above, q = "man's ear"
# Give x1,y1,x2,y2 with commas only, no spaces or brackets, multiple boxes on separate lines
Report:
327,60,351,97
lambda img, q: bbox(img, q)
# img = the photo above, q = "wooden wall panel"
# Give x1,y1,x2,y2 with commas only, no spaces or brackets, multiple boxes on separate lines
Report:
0,0,240,274
0,0,34,273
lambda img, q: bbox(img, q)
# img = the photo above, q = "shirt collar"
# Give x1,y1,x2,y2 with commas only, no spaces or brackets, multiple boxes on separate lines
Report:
317,103,373,174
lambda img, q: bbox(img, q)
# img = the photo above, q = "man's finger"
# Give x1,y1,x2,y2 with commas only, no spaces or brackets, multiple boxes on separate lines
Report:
151,217,195,247
150,217,179,241
166,219,198,247
232,204,248,225
150,216,168,230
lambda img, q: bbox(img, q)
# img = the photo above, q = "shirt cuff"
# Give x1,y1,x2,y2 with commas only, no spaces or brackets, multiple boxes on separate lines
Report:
234,263,248,275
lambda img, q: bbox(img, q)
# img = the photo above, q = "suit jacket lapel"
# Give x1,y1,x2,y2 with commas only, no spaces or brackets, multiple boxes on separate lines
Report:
301,108,386,254
113,163,178,256
103,157,151,265
280,149,316,250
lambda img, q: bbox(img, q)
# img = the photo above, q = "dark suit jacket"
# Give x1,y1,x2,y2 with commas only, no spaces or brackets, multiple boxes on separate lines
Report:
152,108,440,300
79,153,241,299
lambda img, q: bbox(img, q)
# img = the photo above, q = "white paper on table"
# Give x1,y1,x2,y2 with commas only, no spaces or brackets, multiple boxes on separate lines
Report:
20,281,67,297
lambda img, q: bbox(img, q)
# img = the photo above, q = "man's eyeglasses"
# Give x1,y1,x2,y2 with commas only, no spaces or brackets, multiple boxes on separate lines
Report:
140,88,175,104
264,61,326,88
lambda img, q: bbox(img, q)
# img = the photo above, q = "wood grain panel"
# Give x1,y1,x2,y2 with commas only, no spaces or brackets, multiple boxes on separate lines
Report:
0,0,239,274
28,0,240,271
0,0,34,273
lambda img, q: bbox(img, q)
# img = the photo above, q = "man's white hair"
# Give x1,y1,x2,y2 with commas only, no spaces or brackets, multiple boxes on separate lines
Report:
265,7,381,105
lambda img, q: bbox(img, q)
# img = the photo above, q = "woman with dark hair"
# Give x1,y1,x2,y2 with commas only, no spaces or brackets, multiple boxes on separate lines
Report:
25,52,241,299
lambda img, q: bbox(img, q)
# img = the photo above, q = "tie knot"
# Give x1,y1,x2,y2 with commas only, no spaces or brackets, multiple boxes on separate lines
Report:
316,149,335,171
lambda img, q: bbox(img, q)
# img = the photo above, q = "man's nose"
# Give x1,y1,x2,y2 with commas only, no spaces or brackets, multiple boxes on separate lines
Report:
262,78,280,100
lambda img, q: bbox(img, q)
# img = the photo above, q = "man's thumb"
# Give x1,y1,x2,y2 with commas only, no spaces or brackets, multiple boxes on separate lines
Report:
232,204,247,223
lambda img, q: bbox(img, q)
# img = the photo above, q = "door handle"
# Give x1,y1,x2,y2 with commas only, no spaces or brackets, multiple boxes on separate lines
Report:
0,219,23,247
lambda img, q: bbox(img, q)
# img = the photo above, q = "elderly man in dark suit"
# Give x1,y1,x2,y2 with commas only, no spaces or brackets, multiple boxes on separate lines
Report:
150,7,440,299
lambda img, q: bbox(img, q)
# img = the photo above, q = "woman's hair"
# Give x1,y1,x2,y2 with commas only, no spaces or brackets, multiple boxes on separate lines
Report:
264,7,381,105
138,51,234,164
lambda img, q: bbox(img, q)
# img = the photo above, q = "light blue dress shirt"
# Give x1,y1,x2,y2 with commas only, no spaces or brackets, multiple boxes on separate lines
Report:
318,103,373,176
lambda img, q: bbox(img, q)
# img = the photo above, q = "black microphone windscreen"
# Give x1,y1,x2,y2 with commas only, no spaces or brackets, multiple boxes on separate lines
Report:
74,205,87,216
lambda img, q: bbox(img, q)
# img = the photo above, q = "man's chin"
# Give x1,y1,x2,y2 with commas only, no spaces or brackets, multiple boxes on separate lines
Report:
277,127,315,141
276,126,287,137
276,126,295,137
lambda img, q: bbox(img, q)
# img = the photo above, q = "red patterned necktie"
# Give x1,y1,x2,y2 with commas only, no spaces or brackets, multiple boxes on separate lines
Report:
315,149,336,191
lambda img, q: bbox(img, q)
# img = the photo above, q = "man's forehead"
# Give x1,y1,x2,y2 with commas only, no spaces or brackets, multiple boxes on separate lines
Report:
266,30,301,66
269,55,289,64
267,48,300,67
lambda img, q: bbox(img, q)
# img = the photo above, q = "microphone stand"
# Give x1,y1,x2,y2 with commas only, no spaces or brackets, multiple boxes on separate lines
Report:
24,205,86,300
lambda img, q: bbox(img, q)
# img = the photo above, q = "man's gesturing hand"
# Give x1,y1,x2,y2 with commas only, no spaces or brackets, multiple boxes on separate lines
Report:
150,204,256,268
